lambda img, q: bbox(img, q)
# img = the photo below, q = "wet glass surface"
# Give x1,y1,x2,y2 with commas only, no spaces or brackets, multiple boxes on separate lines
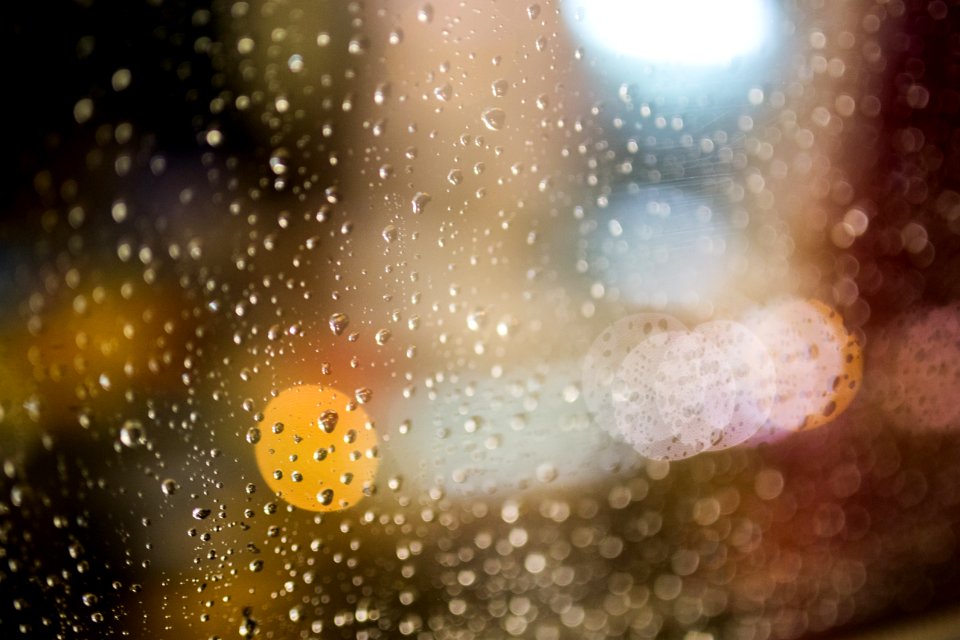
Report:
3,1,960,638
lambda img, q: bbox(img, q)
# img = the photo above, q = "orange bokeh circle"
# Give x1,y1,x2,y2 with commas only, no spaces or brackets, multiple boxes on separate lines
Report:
254,384,379,512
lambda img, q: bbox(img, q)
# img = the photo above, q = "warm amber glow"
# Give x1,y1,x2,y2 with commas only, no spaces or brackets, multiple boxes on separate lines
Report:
745,299,862,432
254,384,379,512
801,300,863,430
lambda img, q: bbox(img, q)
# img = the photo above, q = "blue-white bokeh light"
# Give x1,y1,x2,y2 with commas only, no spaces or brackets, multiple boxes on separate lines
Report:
567,0,772,66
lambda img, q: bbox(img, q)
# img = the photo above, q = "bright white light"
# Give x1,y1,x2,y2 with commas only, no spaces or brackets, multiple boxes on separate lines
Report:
569,0,771,66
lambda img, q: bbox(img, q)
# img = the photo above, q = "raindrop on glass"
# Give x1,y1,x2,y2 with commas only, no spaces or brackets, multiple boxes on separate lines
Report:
329,313,349,336
481,107,506,131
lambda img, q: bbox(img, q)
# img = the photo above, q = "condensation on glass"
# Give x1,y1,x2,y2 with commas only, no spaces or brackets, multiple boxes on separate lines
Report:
2,1,960,639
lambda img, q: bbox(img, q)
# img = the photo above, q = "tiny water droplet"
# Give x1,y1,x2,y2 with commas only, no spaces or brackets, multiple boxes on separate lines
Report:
417,4,434,23
240,614,258,637
433,84,453,102
192,508,211,520
319,410,339,433
269,148,289,175
161,479,178,496
348,36,368,55
536,462,558,483
245,427,261,444
481,107,506,131
467,309,487,331
329,312,349,335
375,329,392,345
382,224,399,243
411,192,431,214
120,420,145,448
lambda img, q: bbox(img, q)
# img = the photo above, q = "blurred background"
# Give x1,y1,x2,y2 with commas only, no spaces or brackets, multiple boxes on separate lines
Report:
3,0,960,638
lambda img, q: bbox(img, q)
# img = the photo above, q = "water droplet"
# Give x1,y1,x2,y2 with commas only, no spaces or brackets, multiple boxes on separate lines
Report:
317,488,334,506
382,224,399,243
491,79,508,97
355,388,373,404
120,420,145,448
417,4,434,23
411,192,431,214
348,35,368,55
434,84,453,102
319,410,339,433
161,479,178,496
245,427,261,444
536,463,558,483
192,508,211,520
240,613,258,637
375,329,392,345
481,107,506,131
527,4,541,19
269,148,289,175
329,313,349,336
467,309,487,331
249,559,263,572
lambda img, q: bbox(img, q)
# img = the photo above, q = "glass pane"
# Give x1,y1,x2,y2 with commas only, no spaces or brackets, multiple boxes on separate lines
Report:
3,1,960,639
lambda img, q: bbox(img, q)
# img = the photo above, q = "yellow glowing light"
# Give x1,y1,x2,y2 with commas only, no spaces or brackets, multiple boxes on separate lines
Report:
254,384,379,512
